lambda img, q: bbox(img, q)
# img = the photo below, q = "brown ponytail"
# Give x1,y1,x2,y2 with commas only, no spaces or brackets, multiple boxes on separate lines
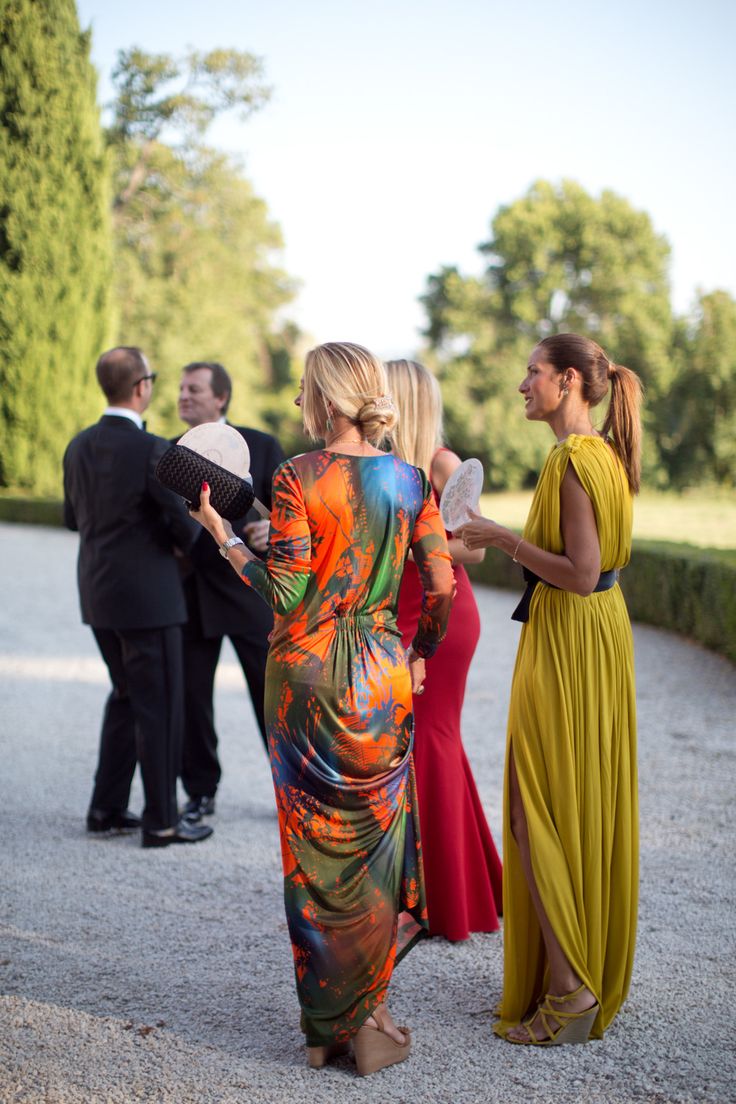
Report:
537,334,643,493
601,362,643,493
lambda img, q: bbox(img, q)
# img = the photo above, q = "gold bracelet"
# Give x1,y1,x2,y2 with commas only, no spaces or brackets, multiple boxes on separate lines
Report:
512,537,524,563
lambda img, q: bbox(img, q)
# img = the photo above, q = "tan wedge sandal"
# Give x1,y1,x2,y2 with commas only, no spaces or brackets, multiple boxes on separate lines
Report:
306,1041,351,1069
508,984,599,1046
353,1005,411,1076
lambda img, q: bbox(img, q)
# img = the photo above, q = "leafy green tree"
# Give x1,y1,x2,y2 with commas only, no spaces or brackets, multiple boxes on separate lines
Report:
108,48,295,437
0,0,112,494
661,291,736,487
422,180,674,488
259,321,313,458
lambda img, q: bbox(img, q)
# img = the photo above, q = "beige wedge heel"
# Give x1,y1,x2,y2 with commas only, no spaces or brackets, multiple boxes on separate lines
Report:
306,1041,351,1068
353,1006,411,1076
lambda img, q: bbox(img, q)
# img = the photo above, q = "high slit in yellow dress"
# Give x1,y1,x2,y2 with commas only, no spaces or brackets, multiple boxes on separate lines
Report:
495,435,638,1040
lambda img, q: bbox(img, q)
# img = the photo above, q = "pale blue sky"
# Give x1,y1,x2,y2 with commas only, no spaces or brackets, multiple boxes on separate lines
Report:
78,0,735,357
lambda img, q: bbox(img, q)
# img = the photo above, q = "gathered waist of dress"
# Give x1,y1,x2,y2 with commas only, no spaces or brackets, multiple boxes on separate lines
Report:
326,606,398,631
270,605,400,645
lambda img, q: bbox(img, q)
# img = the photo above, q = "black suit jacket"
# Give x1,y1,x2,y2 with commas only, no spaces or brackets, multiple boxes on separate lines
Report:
63,415,199,630
183,424,285,640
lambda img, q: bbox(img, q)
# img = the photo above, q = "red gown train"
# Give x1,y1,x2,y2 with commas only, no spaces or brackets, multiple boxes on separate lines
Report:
398,504,503,941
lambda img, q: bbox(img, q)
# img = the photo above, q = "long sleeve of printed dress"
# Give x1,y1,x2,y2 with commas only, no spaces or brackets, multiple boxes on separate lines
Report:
409,479,455,657
240,459,311,614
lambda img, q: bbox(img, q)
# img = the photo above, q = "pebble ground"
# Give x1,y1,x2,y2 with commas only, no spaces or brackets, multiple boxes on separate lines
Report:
1,522,734,1103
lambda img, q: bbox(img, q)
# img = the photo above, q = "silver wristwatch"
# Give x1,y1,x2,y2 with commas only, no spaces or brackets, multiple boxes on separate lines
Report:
219,536,245,559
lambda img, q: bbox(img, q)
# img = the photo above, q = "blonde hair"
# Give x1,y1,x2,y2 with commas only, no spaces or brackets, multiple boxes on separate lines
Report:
302,342,397,445
385,359,444,476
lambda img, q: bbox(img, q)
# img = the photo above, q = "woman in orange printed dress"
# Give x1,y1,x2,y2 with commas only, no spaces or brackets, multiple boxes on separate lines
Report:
386,359,503,941
190,342,454,1076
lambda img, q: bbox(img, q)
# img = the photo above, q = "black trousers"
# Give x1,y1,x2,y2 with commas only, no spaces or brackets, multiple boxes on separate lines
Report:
90,626,183,832
181,627,269,800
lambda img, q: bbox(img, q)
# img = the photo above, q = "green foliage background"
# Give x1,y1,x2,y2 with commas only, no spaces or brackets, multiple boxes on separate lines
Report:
422,180,736,491
0,7,734,497
106,46,302,443
0,0,112,494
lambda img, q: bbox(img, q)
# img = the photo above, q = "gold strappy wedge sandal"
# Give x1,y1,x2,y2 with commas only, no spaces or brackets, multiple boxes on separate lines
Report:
353,1006,411,1076
508,984,598,1046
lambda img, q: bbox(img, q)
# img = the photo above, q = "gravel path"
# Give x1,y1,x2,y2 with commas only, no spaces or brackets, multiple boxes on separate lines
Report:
1,522,734,1103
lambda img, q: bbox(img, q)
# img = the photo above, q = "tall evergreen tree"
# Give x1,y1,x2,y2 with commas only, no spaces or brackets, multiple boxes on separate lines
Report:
0,0,111,495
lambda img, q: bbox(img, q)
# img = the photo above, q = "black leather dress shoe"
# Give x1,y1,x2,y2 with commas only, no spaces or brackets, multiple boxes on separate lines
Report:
181,795,216,823
141,819,214,848
87,808,142,833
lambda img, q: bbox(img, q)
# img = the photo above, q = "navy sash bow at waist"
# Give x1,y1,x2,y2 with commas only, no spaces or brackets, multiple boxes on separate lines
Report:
511,567,620,623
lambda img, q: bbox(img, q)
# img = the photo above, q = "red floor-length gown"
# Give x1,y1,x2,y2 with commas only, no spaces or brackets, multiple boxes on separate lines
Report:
397,469,503,941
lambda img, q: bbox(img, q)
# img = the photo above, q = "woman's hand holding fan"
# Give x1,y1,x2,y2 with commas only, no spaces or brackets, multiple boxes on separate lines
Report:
439,458,484,532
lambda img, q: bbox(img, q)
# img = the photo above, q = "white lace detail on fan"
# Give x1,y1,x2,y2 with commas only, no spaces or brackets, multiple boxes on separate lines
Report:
178,423,251,478
439,458,484,531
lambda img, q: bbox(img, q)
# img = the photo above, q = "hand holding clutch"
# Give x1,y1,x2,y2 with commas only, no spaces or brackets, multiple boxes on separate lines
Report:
155,444,255,521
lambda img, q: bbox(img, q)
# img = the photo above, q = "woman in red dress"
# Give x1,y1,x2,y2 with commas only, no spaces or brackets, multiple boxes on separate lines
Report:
386,359,503,941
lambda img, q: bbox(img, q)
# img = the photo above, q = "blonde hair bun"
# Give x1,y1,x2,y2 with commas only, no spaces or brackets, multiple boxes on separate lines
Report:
357,395,398,437
302,342,395,445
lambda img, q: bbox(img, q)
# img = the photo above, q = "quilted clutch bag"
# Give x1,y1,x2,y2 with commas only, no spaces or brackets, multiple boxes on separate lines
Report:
155,444,255,520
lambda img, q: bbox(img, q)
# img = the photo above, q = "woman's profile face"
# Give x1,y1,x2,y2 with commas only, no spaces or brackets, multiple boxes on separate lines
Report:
294,377,304,408
519,347,562,422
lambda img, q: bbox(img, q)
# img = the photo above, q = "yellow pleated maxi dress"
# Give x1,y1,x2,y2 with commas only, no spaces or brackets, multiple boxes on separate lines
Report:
495,435,638,1040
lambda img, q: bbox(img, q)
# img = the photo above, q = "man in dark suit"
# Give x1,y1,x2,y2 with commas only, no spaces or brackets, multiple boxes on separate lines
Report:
63,346,212,848
176,361,284,823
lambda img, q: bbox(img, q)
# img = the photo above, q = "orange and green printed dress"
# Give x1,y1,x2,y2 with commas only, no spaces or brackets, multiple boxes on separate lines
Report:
241,450,454,1046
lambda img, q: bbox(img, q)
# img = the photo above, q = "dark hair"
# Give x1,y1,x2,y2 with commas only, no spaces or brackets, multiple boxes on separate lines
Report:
96,346,148,403
536,333,643,493
182,361,232,414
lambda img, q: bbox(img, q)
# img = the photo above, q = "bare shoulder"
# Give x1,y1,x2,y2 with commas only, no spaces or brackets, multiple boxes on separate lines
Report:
430,448,461,494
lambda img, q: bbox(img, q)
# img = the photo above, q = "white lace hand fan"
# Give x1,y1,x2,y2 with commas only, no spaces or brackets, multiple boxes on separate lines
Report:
439,458,484,532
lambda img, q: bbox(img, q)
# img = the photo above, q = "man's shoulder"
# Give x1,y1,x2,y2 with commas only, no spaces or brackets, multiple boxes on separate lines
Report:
231,424,280,450
65,419,105,455
67,418,164,455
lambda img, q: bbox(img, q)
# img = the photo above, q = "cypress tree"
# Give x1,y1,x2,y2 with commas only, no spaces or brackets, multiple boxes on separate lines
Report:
0,0,112,495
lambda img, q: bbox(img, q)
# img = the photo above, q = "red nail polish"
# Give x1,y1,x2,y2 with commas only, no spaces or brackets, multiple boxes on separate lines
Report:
201,481,209,492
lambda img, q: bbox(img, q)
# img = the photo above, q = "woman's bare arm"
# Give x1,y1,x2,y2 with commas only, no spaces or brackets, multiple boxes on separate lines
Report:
459,464,600,596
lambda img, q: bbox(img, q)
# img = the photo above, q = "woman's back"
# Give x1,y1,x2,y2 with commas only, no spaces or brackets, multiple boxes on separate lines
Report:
269,450,444,642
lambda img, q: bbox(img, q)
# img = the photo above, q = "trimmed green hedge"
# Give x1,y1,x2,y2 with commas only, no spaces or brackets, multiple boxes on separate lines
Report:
1,497,734,664
467,537,736,665
618,541,736,664
0,496,64,527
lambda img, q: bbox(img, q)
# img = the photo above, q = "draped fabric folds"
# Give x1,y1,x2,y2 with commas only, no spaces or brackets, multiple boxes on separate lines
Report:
495,435,638,1040
397,457,503,941
242,451,454,1046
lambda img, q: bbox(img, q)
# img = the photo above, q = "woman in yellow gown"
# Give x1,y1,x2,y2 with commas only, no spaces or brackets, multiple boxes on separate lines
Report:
460,332,641,1045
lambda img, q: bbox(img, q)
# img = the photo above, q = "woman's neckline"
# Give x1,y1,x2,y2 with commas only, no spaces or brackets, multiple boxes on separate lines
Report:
555,432,607,445
320,448,390,459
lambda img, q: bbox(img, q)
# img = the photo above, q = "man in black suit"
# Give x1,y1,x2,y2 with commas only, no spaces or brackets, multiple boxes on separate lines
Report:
63,346,212,848
176,361,284,823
